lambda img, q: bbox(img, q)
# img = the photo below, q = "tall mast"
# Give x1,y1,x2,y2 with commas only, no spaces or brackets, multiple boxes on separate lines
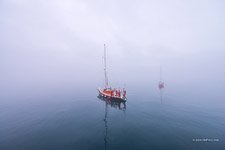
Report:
104,44,109,88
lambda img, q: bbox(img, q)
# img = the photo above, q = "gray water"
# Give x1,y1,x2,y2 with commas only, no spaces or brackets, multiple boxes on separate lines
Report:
0,86,224,150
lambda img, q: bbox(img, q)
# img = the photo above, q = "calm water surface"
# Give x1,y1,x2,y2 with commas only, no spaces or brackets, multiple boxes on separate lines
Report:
0,87,224,150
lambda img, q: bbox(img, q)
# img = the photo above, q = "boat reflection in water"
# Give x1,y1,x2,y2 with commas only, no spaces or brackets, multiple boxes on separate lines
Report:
98,95,126,110
97,95,126,150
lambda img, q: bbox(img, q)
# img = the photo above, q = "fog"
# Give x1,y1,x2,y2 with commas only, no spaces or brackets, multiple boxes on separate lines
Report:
1,0,225,106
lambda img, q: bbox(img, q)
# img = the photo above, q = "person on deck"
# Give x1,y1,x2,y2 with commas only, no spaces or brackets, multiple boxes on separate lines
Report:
123,89,126,98
113,89,115,96
111,90,113,96
118,90,121,98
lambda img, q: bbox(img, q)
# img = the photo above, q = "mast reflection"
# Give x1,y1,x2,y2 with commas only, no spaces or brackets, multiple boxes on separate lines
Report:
160,89,163,104
104,101,108,150
97,96,126,150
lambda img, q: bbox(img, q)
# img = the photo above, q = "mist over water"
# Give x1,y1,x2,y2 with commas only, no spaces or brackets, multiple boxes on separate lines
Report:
1,0,225,149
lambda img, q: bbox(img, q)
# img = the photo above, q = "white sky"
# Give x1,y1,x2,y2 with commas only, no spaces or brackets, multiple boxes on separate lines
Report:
1,0,225,96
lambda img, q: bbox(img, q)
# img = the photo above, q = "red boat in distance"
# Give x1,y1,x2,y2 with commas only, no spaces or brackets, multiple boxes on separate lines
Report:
158,66,165,89
98,44,127,101
158,81,164,89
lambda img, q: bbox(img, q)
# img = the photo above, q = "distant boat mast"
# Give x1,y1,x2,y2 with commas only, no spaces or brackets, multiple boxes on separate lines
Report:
160,66,162,82
104,44,109,88
159,66,164,89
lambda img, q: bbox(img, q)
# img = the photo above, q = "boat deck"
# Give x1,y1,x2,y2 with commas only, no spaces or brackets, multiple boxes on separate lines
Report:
98,88,126,101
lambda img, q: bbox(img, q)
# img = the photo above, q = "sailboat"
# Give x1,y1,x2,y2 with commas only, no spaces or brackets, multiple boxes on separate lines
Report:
158,67,165,89
98,44,127,101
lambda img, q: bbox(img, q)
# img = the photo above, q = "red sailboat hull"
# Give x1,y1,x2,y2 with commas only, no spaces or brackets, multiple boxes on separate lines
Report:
98,88,126,101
